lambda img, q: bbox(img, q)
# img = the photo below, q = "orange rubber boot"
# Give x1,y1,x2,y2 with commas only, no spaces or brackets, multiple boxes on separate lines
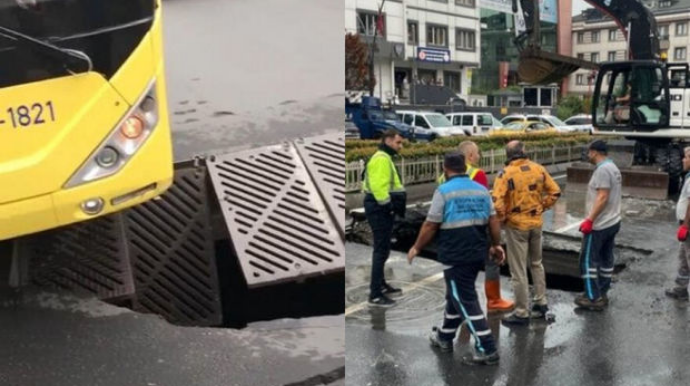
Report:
485,280,514,312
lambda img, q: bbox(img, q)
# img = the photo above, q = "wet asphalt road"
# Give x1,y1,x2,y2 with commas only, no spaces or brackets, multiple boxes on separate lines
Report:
346,194,690,386
0,292,343,386
0,1,345,385
163,0,343,161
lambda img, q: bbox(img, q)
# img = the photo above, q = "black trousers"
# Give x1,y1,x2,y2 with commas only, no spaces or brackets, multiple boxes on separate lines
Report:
364,194,394,299
579,222,620,300
439,261,497,354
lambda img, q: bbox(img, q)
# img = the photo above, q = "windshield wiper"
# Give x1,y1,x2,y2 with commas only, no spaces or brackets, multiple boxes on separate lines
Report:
0,25,92,74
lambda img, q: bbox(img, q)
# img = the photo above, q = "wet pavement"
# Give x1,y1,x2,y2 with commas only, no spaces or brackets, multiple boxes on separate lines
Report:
0,1,344,384
346,193,690,386
163,0,343,161
0,290,343,386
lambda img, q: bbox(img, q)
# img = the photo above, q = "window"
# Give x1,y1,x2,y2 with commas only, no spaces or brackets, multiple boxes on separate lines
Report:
408,21,418,45
577,53,584,60
609,29,616,41
591,30,600,43
403,114,413,125
577,32,584,43
455,0,475,7
444,71,461,92
591,52,599,63
427,25,448,47
456,29,475,51
451,116,461,125
660,1,672,8
576,74,584,85
659,25,670,39
356,11,384,37
677,22,687,36
608,51,617,62
675,47,687,60
414,115,430,128
461,115,473,125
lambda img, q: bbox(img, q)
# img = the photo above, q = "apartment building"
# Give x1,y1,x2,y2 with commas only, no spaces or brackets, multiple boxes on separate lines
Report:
569,0,690,96
345,0,481,103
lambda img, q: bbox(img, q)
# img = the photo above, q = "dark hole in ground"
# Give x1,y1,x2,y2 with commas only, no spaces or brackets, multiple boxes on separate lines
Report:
404,247,628,294
215,240,344,329
0,239,343,330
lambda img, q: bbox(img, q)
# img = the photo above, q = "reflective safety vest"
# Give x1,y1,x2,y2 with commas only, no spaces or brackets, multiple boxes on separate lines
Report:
362,150,405,205
437,164,480,185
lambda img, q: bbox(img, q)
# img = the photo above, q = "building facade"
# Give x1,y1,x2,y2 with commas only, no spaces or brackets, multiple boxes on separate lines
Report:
345,0,481,104
569,0,690,97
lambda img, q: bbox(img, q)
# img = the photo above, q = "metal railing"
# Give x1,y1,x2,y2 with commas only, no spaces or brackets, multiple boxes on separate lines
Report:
345,145,585,192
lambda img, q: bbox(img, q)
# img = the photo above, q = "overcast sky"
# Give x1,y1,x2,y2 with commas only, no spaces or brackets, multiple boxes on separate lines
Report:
572,0,592,15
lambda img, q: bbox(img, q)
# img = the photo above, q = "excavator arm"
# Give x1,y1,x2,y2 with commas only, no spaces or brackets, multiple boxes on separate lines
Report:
514,0,660,84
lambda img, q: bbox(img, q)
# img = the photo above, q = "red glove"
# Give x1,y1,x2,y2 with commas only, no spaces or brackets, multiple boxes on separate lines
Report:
678,225,689,242
579,219,594,235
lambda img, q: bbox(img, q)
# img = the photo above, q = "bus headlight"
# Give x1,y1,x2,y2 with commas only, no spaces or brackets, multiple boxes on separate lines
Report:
65,80,159,188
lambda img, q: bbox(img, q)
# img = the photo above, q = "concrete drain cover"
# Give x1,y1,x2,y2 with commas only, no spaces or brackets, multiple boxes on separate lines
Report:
346,281,446,323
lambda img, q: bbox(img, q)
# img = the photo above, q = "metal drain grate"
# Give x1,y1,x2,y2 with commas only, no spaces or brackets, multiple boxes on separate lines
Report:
207,142,345,288
124,164,222,326
294,133,346,239
22,214,135,301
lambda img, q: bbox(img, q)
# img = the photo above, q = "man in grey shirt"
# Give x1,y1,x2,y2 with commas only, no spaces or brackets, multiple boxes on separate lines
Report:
576,140,622,311
666,146,690,301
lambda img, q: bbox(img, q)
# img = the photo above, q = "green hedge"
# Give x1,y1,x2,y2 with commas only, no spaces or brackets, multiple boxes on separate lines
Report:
345,133,594,162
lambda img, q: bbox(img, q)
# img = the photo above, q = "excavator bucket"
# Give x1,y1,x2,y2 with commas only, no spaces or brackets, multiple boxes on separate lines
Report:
517,48,598,85
518,56,581,85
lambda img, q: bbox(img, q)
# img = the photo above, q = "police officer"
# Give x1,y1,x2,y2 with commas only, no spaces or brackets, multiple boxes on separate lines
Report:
363,129,407,307
408,152,505,365
576,140,622,311
492,141,561,325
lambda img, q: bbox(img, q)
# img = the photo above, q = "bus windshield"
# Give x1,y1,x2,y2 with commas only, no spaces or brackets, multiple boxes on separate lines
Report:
0,0,155,88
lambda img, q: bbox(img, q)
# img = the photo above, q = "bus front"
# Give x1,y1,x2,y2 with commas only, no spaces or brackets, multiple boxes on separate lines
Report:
0,0,173,240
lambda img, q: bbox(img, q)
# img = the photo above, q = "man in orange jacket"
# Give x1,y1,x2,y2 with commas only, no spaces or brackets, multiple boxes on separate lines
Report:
492,140,561,325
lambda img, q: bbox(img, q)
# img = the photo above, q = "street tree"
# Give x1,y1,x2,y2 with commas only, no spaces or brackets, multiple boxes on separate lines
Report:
345,33,374,92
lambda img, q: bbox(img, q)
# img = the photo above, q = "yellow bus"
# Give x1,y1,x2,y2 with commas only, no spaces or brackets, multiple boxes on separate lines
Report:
0,0,173,240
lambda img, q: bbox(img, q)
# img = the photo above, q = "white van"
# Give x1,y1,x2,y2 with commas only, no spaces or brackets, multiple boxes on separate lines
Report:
446,112,500,136
395,110,467,140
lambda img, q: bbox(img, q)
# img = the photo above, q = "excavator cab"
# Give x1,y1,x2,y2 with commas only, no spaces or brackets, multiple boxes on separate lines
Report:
592,62,670,133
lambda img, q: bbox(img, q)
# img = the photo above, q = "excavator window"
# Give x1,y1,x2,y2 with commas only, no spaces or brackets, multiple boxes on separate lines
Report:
594,63,670,131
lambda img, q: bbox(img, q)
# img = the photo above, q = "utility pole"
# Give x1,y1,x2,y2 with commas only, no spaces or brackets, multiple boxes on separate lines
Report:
369,0,387,97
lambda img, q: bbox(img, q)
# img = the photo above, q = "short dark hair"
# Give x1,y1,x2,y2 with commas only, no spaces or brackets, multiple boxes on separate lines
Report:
381,129,402,142
506,140,525,160
444,151,467,174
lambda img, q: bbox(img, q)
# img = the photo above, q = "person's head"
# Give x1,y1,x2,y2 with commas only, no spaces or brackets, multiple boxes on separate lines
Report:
505,140,525,161
382,129,404,152
587,140,608,164
683,147,690,172
443,151,467,178
458,140,480,165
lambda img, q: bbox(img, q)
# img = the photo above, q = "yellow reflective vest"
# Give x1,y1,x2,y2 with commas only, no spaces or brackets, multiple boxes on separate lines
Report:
437,164,479,185
362,150,405,205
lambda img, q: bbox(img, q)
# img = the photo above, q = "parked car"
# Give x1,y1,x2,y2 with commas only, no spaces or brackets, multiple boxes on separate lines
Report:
490,121,557,136
564,114,594,134
396,110,467,140
445,112,498,136
501,114,590,133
